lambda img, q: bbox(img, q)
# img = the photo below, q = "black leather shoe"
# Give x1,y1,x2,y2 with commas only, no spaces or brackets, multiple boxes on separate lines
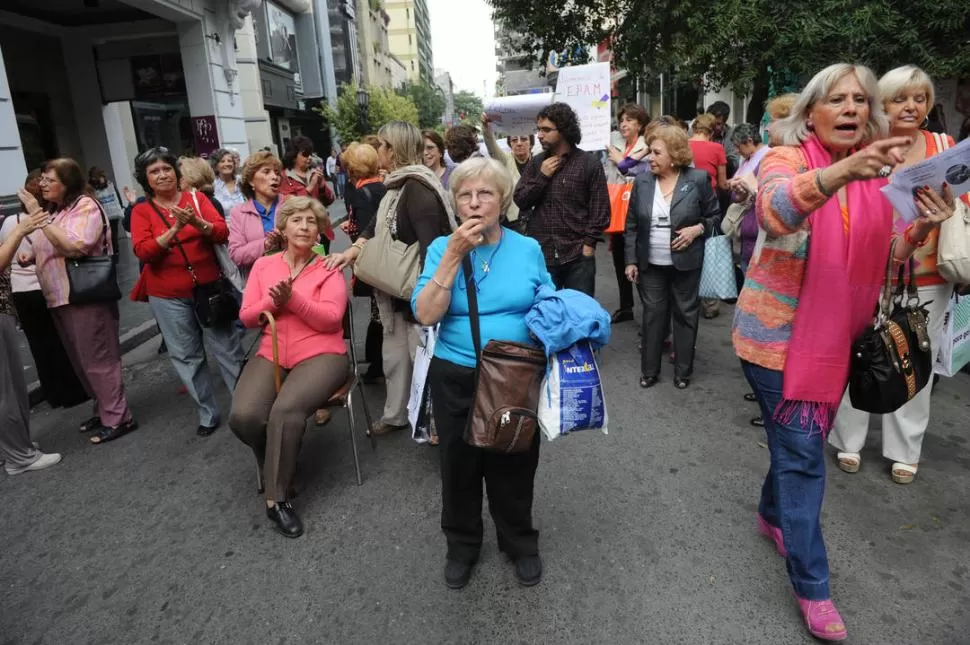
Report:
639,375,659,388
444,559,474,589
674,377,690,389
611,308,634,324
197,423,219,437
266,501,304,538
514,554,542,587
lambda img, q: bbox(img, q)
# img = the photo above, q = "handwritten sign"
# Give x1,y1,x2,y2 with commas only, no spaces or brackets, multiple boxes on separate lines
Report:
554,62,611,151
484,93,554,137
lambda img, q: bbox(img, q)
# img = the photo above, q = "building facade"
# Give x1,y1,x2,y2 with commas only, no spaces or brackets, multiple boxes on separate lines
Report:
384,0,433,84
355,0,397,89
493,23,549,96
434,69,455,127
0,0,255,214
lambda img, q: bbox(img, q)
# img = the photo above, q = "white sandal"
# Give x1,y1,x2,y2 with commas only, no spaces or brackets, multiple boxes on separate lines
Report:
836,452,861,473
891,462,918,484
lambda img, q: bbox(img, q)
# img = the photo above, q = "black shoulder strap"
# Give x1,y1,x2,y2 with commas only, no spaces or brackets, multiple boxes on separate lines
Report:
462,256,482,366
71,195,110,255
146,199,198,284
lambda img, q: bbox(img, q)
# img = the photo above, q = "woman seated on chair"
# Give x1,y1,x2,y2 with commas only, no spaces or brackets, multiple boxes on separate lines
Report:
228,196,349,539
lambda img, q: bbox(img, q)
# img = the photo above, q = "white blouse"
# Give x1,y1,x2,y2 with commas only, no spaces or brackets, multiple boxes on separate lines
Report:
648,179,673,266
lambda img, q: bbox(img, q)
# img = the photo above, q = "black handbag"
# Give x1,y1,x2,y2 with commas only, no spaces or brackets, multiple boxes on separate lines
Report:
848,240,932,414
66,198,122,305
148,200,239,328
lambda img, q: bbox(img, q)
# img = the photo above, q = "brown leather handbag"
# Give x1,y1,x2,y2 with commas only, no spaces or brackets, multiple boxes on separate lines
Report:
462,257,547,453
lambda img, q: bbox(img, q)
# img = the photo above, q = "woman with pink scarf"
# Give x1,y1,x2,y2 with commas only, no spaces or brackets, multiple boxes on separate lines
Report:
732,63,951,642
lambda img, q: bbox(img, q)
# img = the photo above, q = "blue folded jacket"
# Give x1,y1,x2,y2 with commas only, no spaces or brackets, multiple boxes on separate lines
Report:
525,286,611,357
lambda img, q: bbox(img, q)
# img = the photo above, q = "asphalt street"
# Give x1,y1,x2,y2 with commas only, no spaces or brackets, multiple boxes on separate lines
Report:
2,231,969,645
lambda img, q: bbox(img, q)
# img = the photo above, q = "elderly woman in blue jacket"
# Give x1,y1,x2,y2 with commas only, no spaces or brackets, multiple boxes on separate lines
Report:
413,157,553,591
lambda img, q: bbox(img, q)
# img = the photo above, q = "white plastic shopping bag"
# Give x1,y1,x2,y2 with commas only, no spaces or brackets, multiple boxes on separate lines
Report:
408,326,437,443
538,340,609,441
934,294,970,377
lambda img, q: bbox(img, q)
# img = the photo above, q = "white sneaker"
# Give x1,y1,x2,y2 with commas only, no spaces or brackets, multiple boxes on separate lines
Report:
5,452,62,476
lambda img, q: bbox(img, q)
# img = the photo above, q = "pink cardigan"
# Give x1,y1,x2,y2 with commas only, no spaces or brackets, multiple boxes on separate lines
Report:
228,199,268,280
240,253,347,369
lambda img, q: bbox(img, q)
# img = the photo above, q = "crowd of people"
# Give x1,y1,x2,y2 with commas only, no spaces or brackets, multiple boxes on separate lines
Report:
1,60,968,643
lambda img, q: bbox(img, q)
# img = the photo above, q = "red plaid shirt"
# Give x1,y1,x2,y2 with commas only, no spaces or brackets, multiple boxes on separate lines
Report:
513,147,611,265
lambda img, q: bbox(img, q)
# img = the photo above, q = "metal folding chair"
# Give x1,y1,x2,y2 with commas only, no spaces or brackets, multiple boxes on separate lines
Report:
253,297,375,493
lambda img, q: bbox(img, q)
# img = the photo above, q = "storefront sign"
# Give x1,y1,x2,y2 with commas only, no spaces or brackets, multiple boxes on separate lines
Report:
191,116,220,157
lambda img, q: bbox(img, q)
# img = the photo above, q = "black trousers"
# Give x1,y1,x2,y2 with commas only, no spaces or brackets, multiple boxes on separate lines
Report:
638,264,702,379
429,357,540,564
548,256,596,297
109,219,120,258
11,290,89,409
610,233,634,311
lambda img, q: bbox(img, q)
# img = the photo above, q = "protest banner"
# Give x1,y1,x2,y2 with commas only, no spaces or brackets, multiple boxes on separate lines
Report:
554,62,612,151
483,93,554,137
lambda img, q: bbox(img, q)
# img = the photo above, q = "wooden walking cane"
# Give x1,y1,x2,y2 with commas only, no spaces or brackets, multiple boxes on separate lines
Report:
258,310,284,498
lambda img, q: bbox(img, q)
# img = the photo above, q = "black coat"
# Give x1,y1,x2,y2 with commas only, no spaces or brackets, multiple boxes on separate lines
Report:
624,168,721,272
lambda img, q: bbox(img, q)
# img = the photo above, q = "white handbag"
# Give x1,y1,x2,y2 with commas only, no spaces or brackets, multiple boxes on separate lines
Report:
932,133,970,284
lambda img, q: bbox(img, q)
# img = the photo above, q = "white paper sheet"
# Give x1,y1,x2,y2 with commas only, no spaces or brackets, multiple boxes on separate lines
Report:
880,136,970,222
483,93,554,137
554,62,612,151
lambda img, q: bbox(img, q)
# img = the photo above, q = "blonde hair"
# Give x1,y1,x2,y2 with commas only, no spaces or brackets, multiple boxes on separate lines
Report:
879,65,935,111
341,142,379,182
178,157,215,193
771,63,888,147
448,157,514,214
765,93,798,121
377,121,423,169
692,113,716,137
240,151,282,199
275,195,330,234
646,125,694,169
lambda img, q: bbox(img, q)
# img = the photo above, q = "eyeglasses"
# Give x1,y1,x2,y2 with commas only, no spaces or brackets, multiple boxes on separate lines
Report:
39,175,60,185
535,127,558,135
508,136,530,143
456,189,498,205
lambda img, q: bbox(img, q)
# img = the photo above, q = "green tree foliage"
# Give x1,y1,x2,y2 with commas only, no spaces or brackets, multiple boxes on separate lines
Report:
453,90,485,122
401,81,447,129
316,84,420,142
487,0,970,93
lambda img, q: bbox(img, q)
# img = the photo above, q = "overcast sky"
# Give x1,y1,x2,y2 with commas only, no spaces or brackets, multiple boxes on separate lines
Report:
426,0,497,98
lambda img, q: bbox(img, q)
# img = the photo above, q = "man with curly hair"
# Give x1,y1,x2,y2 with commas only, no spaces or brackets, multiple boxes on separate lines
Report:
513,102,610,296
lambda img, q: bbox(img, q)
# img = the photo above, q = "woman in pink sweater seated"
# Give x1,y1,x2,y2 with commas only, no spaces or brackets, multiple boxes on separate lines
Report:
229,196,348,539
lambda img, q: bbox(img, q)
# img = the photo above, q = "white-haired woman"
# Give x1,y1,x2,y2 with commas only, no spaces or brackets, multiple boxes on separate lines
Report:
325,121,457,436
830,65,962,484
412,157,553,590
732,63,950,642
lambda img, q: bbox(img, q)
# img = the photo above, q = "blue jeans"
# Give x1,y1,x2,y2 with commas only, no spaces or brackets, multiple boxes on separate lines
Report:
335,173,347,199
149,296,245,427
741,361,831,600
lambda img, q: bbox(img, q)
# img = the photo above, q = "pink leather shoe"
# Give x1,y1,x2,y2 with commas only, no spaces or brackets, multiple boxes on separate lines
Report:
757,513,787,557
797,597,847,641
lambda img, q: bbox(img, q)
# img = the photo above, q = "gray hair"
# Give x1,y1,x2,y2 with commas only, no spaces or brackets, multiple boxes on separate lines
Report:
377,120,424,169
731,123,762,147
878,65,935,110
208,148,236,173
771,63,888,147
448,157,514,215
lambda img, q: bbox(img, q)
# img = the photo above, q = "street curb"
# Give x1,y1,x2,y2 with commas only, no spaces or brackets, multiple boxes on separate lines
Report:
27,319,161,408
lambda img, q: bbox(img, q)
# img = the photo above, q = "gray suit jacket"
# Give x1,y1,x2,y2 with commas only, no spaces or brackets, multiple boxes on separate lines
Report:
623,168,722,272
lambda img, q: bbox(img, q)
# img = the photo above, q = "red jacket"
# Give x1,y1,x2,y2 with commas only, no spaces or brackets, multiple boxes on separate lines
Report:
280,169,335,206
131,192,229,299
